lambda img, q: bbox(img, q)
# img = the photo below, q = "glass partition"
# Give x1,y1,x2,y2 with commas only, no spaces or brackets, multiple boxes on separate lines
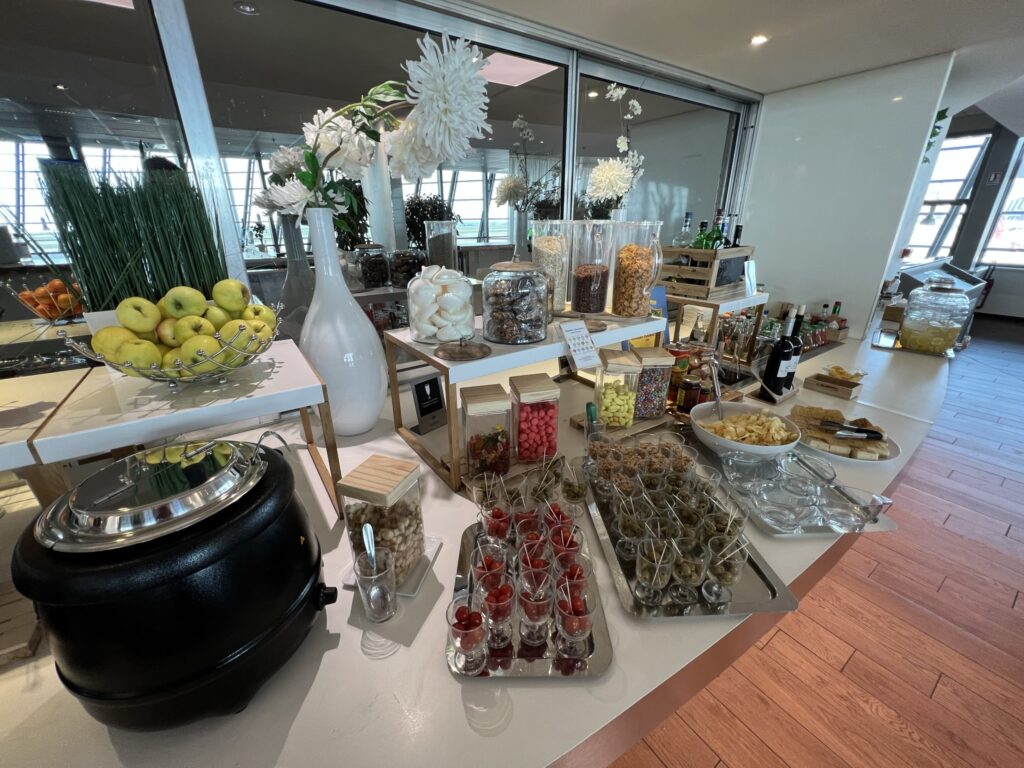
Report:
574,75,739,244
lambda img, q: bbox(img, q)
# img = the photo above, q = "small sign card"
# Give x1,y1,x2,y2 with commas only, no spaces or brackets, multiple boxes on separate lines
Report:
559,320,601,372
410,374,447,435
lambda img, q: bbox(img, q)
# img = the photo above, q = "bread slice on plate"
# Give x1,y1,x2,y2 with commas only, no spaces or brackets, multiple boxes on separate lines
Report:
788,405,890,461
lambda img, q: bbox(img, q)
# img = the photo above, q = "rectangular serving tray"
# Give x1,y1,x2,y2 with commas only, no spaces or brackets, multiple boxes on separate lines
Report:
445,522,613,678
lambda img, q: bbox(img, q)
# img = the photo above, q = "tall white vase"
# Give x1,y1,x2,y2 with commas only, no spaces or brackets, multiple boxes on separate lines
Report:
299,207,387,436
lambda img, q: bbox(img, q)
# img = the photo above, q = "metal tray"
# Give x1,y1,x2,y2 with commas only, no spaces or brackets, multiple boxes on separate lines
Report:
445,522,613,678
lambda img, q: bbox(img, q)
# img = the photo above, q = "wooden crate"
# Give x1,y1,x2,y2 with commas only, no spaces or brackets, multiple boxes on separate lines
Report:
659,246,754,300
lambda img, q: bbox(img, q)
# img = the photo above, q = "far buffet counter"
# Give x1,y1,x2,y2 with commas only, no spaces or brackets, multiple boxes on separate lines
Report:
0,328,947,768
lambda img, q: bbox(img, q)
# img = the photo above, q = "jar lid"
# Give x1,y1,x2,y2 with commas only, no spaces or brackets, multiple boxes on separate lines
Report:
353,243,386,255
337,454,420,507
34,441,267,552
680,374,701,387
509,373,560,403
926,276,961,292
491,260,541,273
462,383,509,415
600,348,641,373
631,346,675,367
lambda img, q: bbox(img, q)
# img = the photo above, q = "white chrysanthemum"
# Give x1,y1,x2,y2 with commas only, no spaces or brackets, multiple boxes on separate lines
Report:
302,109,376,178
628,98,642,116
606,83,627,102
512,115,528,130
382,119,442,180
264,179,317,220
494,175,528,207
616,135,629,153
252,188,281,212
586,158,634,201
403,33,491,163
269,146,305,178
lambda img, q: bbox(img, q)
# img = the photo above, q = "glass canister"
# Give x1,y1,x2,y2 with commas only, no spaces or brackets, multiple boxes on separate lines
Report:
530,219,571,311
483,263,548,344
338,454,425,584
570,220,616,314
596,348,641,428
390,248,428,289
408,266,474,343
353,244,391,289
899,276,970,355
424,220,459,271
612,221,663,317
461,383,511,475
510,373,560,461
632,346,675,418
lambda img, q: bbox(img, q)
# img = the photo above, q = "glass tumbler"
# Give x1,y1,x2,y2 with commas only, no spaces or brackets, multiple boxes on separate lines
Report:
707,534,749,586
355,548,397,623
555,581,595,658
635,538,674,606
447,595,488,675
518,567,555,645
476,573,515,649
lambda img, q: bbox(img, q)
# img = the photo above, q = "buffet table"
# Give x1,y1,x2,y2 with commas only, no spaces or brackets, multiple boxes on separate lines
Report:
0,331,947,768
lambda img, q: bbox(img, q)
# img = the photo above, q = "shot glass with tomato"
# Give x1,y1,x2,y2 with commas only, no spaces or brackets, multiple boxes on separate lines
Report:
517,567,554,645
447,595,488,675
555,582,594,658
475,573,515,649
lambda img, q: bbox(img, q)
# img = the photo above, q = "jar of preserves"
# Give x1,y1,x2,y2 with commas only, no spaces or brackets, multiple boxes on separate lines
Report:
612,221,663,317
390,248,428,289
632,346,674,419
483,263,548,344
530,219,571,311
352,244,391,289
899,276,970,355
570,220,616,314
461,383,511,475
339,455,425,584
509,373,560,462
596,348,641,428
408,266,474,343
678,374,701,414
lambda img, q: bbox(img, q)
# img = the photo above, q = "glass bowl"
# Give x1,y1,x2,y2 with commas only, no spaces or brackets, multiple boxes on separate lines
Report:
720,451,781,493
777,451,837,484
817,485,893,533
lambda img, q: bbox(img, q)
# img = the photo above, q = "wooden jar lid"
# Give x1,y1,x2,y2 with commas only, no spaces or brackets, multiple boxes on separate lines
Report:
337,454,420,507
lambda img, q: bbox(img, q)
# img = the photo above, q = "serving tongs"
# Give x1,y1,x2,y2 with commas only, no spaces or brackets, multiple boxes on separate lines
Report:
818,420,884,440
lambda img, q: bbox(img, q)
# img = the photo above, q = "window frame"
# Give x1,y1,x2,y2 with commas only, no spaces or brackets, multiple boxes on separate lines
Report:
979,137,1024,268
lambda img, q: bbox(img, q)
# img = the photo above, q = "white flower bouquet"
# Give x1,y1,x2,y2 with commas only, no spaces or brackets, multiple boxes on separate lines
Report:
585,82,644,214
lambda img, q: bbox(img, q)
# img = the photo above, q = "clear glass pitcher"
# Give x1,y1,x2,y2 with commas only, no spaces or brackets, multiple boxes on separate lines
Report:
570,220,617,314
612,221,663,318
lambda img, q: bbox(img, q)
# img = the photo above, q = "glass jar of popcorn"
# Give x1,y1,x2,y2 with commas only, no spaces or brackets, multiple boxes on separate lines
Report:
612,221,663,317
530,219,571,311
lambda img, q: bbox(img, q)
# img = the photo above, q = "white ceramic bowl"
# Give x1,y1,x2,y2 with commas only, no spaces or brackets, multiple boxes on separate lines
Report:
689,401,802,459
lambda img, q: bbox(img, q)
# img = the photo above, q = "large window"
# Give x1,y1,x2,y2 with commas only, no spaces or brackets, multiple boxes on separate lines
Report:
981,144,1024,266
907,133,991,262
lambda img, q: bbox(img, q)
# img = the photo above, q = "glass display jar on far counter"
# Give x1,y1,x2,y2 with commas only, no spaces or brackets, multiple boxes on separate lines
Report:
510,373,560,462
483,263,548,345
632,346,675,418
338,455,425,584
596,348,641,428
352,244,391,289
530,219,571,311
612,221,663,317
461,383,511,476
408,266,474,343
570,220,616,314
390,248,428,289
899,276,970,355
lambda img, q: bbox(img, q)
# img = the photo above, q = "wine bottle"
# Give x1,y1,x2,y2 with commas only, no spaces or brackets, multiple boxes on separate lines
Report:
759,308,796,399
730,224,743,248
783,305,805,390
708,208,724,249
671,212,694,247
694,220,709,249
831,301,842,316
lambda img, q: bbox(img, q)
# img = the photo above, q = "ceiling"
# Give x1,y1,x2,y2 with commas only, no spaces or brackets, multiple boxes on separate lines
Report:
466,0,1024,95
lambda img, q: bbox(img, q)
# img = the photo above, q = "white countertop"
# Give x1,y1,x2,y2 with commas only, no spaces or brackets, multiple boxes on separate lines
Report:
0,317,90,348
29,340,325,464
0,368,88,471
0,332,948,768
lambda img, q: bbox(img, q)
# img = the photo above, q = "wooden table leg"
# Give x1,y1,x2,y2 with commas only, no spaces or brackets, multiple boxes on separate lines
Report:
385,336,403,429
301,403,342,519
444,373,461,490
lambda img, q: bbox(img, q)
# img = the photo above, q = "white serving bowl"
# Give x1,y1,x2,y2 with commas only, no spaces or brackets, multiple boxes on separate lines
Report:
689,401,802,459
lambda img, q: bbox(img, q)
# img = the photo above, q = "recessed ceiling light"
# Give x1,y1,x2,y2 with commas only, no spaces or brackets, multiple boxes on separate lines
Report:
750,34,769,46
233,1,259,15
482,52,557,87
892,96,904,102
587,90,599,99
54,83,68,91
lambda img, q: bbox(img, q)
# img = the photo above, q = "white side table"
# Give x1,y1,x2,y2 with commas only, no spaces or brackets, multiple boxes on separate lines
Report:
30,340,344,515
0,368,89,472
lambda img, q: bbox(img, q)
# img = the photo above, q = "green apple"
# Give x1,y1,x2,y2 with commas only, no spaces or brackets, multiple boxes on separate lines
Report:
154,343,170,357
156,298,173,319
91,326,137,359
248,319,273,346
161,347,183,377
137,330,159,343
173,315,215,344
113,339,162,376
219,319,257,353
156,317,184,347
163,286,208,319
241,304,277,330
211,278,251,312
228,309,244,320
180,334,222,374
202,304,231,330
115,297,161,333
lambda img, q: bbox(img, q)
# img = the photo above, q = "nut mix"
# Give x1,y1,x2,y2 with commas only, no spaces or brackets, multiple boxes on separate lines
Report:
345,499,425,583
612,244,656,317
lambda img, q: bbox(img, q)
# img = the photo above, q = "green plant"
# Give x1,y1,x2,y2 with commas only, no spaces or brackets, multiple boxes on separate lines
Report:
923,107,950,163
42,162,229,310
404,193,456,248
333,178,370,250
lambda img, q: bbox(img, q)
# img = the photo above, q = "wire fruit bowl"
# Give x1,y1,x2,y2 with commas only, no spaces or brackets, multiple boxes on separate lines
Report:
4,279,85,325
61,303,283,388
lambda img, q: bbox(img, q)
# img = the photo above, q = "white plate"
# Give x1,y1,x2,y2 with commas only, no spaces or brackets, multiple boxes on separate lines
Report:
799,436,902,464
689,401,802,459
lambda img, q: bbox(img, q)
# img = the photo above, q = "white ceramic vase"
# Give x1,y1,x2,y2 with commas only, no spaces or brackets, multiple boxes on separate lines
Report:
299,207,387,435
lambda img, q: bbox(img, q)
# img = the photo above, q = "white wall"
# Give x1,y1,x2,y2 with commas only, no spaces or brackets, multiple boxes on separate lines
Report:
623,109,733,239
744,54,954,338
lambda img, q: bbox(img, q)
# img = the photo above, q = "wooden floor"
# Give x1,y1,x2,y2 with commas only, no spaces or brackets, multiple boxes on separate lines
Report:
614,315,1024,768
